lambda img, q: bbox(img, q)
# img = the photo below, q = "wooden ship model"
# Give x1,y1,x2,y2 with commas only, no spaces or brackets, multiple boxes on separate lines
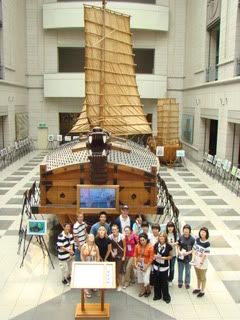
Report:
38,1,160,225
156,98,181,165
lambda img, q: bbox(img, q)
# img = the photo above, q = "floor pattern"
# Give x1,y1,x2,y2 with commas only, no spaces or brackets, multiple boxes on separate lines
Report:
0,154,240,319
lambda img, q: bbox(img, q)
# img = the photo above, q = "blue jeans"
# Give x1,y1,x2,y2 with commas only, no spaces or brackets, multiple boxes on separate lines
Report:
168,256,176,281
178,260,191,285
75,248,81,261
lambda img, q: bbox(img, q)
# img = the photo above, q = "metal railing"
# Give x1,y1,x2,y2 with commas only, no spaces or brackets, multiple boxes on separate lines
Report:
235,58,240,77
0,64,3,79
206,65,218,82
0,137,35,170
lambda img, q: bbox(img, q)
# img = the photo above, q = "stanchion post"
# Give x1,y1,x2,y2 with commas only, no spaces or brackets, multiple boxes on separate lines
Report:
101,289,104,311
81,289,85,312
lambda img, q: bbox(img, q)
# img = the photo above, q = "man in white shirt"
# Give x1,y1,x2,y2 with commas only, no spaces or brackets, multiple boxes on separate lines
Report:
115,204,133,235
73,212,87,261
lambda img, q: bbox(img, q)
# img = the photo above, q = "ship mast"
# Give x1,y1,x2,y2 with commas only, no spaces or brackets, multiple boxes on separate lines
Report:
99,0,107,128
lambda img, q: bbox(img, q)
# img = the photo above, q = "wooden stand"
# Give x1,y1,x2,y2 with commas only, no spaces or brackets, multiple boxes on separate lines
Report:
75,289,110,320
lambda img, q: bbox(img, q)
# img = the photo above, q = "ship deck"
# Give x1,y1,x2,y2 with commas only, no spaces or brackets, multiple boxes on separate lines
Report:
45,139,158,173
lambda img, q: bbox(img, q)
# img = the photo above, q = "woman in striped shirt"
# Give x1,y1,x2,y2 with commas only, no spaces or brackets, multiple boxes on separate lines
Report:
192,227,210,298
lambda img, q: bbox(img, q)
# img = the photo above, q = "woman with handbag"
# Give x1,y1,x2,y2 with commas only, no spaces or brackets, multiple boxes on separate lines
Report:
109,224,126,291
152,232,172,303
134,233,154,297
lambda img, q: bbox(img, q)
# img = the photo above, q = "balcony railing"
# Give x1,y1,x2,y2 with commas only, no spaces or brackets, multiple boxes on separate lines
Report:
206,65,218,82
0,65,4,79
235,58,240,77
58,0,156,3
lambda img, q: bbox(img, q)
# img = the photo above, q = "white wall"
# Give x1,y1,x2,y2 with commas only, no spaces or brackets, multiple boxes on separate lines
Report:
0,0,28,146
181,0,240,162
43,1,169,31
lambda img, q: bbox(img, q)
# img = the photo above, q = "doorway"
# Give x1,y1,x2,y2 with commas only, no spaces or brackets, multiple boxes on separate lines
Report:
209,119,218,155
59,113,80,138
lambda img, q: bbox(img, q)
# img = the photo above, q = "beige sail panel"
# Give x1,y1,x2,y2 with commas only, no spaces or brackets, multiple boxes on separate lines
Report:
70,101,90,133
84,5,152,136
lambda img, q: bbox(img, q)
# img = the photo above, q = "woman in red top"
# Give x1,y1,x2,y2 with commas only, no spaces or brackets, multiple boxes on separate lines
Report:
134,233,154,297
123,226,138,289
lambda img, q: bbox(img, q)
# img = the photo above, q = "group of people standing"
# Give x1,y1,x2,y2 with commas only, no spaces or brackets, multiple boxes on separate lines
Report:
57,205,210,302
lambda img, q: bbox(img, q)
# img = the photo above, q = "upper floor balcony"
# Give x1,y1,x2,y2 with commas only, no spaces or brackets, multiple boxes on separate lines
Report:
206,65,218,82
43,1,169,31
235,58,240,77
44,73,167,99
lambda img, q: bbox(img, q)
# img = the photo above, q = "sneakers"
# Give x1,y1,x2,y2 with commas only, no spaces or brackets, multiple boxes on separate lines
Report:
117,286,122,291
185,284,190,289
62,278,70,286
178,283,183,288
197,292,205,298
193,289,201,294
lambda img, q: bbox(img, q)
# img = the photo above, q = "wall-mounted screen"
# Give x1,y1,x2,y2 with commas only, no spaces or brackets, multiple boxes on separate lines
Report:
77,185,119,214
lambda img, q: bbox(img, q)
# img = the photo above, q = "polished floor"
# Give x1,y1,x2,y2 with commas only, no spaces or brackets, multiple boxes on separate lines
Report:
0,151,240,320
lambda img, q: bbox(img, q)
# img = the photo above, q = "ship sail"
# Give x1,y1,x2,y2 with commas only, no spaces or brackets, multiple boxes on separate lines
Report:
71,4,152,136
71,100,90,133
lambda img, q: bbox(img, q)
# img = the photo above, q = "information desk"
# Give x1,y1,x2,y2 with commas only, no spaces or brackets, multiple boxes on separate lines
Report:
71,262,116,320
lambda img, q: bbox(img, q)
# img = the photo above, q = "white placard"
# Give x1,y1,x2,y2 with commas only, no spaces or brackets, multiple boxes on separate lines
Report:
156,146,164,157
207,154,214,163
236,169,240,179
64,135,72,142
57,135,62,142
176,150,185,157
71,262,116,289
216,158,222,168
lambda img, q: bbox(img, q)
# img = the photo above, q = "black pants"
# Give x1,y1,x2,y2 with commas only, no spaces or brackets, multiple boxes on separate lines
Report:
153,270,171,301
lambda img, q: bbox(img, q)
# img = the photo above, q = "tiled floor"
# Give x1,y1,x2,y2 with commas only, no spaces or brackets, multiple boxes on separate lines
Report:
0,154,240,319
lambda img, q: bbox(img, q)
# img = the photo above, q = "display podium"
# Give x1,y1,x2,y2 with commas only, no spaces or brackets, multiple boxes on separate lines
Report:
71,262,116,320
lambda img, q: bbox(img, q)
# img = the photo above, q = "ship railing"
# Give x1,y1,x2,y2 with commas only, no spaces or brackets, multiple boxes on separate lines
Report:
156,173,180,233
